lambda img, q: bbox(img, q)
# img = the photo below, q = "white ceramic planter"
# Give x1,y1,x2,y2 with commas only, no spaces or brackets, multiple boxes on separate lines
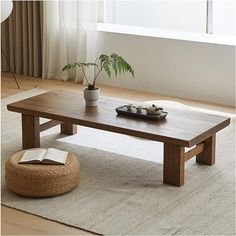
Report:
83,88,100,107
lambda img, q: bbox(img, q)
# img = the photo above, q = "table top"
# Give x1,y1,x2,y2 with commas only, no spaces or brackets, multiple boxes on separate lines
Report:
7,90,230,147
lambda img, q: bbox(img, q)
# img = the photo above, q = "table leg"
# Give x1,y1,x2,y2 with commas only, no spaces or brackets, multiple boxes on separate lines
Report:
163,143,185,186
196,134,216,165
60,123,77,135
22,114,40,149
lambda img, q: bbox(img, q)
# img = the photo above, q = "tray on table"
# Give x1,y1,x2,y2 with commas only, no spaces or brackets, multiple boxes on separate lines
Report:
115,106,168,121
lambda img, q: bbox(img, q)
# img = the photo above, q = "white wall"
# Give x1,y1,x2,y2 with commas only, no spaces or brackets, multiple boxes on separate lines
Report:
96,32,235,106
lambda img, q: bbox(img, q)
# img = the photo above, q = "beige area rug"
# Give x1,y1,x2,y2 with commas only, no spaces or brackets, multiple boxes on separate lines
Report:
1,89,235,235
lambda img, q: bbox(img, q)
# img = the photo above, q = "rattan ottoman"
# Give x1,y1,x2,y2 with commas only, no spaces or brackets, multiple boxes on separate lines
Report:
5,150,80,197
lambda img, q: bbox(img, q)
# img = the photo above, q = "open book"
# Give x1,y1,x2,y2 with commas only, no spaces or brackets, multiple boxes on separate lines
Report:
19,148,68,165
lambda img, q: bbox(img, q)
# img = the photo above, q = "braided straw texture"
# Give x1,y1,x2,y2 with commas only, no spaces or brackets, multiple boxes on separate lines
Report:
5,150,80,197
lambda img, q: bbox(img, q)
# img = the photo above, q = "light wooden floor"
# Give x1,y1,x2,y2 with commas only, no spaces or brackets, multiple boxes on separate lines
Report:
1,73,235,235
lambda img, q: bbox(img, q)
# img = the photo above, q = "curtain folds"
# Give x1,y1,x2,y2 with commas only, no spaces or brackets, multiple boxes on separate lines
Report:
1,1,43,77
1,1,98,82
42,1,98,82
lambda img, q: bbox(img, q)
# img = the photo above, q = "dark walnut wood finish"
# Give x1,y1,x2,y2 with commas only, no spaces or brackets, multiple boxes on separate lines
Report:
7,90,230,186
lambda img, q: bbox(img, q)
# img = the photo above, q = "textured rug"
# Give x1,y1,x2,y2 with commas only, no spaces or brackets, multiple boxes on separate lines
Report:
1,89,235,235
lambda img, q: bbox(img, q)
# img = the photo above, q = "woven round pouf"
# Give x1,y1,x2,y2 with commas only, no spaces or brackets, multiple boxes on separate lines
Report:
5,150,80,197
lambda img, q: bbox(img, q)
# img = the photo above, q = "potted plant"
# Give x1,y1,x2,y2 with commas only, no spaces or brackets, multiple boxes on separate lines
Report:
62,53,134,106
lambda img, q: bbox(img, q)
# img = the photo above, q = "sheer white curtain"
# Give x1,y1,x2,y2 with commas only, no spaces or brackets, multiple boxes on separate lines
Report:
42,1,98,82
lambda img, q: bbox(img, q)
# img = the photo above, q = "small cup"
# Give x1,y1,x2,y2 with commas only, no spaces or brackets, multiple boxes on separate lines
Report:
127,104,133,111
136,106,143,113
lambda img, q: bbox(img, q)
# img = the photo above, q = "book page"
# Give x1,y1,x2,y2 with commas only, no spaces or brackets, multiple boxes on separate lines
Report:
19,149,47,163
43,148,68,164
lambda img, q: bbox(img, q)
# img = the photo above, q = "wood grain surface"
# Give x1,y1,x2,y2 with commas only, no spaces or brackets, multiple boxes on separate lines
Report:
7,90,230,147
164,144,185,186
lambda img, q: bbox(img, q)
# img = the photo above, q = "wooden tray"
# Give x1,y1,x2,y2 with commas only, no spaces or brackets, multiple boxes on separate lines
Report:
115,106,168,121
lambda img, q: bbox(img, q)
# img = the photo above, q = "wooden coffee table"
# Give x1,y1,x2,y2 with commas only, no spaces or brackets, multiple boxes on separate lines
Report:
7,90,230,186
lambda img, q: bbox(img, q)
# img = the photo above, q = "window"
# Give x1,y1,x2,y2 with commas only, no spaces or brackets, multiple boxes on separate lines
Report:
102,0,236,36
212,0,236,36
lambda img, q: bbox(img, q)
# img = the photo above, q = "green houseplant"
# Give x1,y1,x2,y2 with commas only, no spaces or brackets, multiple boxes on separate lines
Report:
63,53,134,106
